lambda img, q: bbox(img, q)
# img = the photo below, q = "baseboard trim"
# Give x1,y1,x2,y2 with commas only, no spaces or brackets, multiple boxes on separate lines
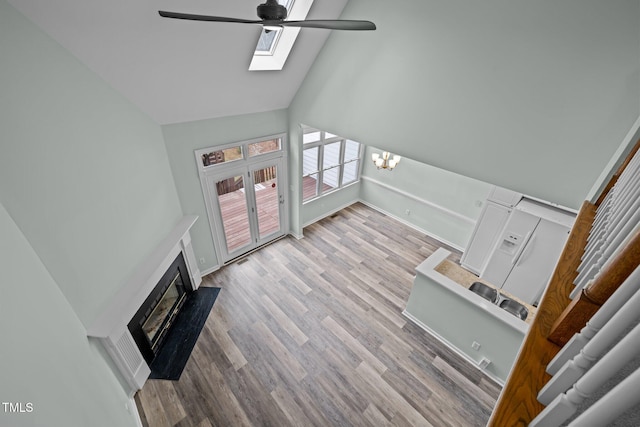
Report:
402,310,504,386
302,200,359,229
289,231,304,240
129,397,144,427
358,199,465,252
199,264,220,277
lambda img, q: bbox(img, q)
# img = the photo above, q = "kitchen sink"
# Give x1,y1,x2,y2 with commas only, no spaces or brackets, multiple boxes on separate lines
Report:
468,282,529,320
499,298,528,320
469,282,498,303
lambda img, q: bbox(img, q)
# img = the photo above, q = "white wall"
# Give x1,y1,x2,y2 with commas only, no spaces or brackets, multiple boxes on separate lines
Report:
0,202,138,427
301,181,361,228
360,147,493,249
0,0,183,327
290,0,640,210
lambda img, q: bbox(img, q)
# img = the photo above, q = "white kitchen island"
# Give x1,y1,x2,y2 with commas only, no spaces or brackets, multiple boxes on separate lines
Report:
404,248,535,384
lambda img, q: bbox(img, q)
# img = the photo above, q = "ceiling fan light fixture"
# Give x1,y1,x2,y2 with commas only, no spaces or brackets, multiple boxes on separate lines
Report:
158,0,376,31
257,0,288,21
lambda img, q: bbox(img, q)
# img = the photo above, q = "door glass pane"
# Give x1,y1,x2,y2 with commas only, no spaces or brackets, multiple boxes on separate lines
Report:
202,146,243,167
323,141,341,169
248,139,281,157
253,166,280,239
216,175,252,253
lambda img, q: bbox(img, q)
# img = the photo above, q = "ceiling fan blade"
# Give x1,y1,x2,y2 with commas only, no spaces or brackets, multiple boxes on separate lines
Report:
279,20,376,31
158,11,261,24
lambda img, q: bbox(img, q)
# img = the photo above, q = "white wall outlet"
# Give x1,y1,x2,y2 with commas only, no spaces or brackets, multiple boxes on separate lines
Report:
199,258,205,264
472,341,481,351
478,357,491,369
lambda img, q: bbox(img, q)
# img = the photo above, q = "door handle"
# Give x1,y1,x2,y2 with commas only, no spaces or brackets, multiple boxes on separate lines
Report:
511,231,533,266
515,235,535,267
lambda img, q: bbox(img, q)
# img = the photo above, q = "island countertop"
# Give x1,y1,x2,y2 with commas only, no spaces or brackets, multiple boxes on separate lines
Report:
434,259,538,326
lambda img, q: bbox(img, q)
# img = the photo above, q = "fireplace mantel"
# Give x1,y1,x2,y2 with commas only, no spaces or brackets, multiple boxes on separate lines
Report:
87,215,201,395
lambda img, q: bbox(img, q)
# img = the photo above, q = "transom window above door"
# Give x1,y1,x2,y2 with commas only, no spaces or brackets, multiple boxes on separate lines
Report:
198,137,283,169
302,127,363,202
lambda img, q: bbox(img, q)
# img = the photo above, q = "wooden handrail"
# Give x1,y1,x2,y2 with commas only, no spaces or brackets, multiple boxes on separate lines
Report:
547,228,640,346
594,137,640,206
487,201,596,426
584,229,640,302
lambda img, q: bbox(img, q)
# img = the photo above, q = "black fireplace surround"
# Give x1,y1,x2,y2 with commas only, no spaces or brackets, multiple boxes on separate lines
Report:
128,253,191,364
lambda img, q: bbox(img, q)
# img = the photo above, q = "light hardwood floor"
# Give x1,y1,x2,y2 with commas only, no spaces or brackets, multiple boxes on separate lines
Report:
135,202,501,426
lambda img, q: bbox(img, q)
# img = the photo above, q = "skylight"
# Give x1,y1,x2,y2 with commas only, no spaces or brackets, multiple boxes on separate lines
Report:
253,0,293,56
249,0,313,71
254,28,281,56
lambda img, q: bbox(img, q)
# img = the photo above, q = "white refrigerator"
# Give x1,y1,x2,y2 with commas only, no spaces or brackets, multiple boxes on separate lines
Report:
480,198,574,305
460,186,522,275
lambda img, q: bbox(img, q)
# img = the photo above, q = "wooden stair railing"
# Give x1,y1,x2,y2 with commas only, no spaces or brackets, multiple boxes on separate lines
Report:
547,229,640,346
487,136,640,426
594,138,640,206
486,201,596,426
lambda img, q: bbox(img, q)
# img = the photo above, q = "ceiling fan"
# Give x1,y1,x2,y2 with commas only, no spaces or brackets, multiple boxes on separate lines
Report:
158,0,376,31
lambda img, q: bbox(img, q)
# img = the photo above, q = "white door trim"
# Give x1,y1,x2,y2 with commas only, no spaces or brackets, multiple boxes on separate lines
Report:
195,134,288,265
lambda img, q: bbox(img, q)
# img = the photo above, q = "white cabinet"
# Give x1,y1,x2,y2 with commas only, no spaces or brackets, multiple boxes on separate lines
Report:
488,186,524,207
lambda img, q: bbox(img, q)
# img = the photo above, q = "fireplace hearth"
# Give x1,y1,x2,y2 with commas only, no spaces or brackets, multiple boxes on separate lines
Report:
128,253,190,364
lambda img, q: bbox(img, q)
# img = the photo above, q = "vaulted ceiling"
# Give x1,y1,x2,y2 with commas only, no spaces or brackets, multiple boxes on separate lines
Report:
8,0,349,124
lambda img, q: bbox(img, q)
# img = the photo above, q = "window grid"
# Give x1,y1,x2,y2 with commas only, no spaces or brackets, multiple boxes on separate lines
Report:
302,129,362,202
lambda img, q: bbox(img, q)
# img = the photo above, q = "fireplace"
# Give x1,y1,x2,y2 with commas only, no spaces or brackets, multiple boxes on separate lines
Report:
87,215,201,395
128,253,190,364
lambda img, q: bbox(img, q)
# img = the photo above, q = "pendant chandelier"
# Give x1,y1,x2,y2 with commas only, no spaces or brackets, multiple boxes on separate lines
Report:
371,151,401,170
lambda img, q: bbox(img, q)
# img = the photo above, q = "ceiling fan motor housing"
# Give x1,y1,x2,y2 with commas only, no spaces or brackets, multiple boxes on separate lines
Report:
257,0,288,20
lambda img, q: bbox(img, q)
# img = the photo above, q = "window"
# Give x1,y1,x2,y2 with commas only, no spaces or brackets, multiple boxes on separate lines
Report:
248,139,281,157
200,146,243,167
197,136,284,169
254,28,282,56
302,127,363,202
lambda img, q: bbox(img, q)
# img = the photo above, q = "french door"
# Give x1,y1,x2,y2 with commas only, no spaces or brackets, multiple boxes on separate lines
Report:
207,158,285,263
